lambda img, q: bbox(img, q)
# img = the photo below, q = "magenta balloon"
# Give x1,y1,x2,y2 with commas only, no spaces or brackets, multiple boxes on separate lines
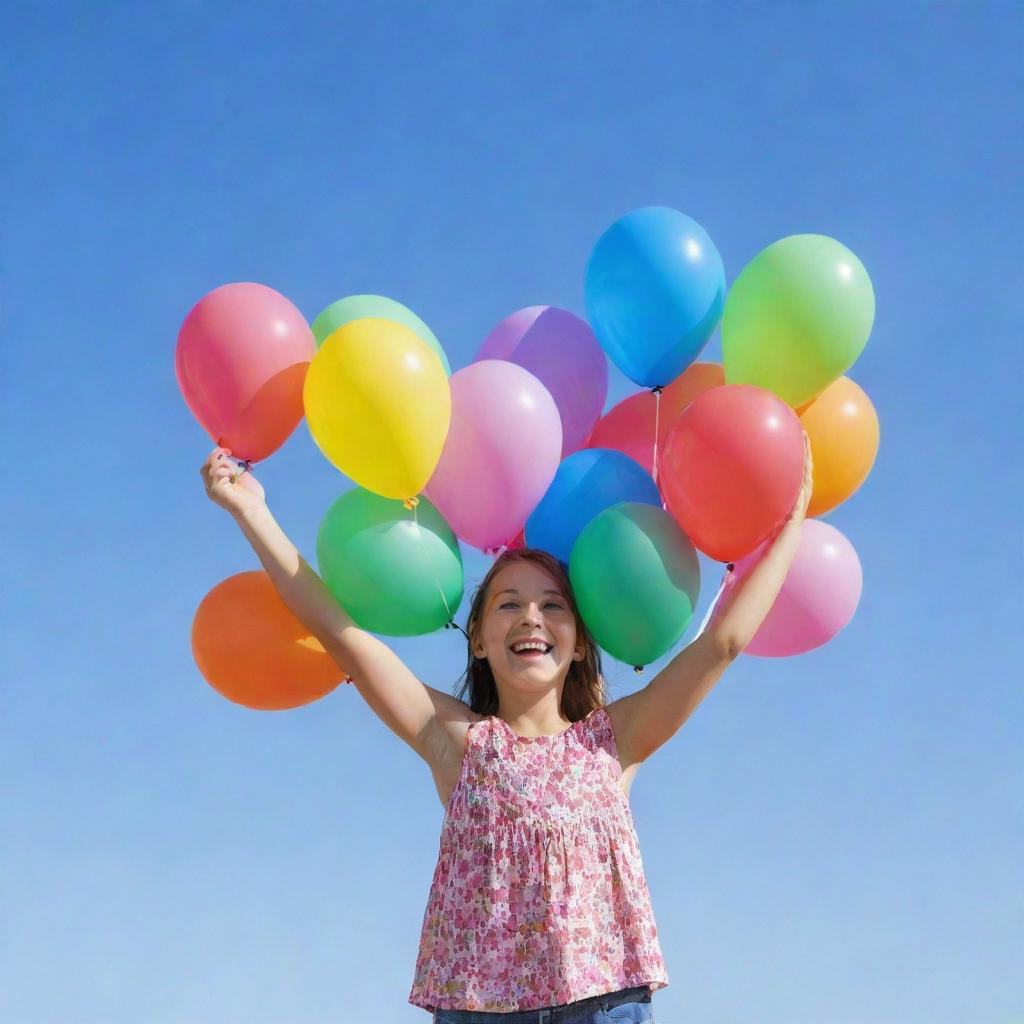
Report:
425,360,563,550
731,519,863,657
175,283,315,462
476,306,608,456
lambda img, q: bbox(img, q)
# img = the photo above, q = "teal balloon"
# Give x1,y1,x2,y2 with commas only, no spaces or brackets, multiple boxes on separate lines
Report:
317,488,462,636
311,294,452,376
569,502,700,667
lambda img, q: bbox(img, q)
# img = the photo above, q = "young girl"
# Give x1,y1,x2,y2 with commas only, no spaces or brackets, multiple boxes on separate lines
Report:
200,438,812,1023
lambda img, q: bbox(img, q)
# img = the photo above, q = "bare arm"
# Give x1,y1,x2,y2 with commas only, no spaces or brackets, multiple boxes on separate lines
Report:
700,433,814,659
609,435,813,766
200,448,476,765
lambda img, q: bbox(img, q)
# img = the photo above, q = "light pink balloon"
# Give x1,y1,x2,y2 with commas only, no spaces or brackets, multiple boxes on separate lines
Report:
727,519,863,657
425,360,562,551
476,306,608,457
176,283,315,463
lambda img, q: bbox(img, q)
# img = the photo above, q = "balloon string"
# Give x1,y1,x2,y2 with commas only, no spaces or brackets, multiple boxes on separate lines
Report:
693,563,736,640
651,387,663,485
411,502,467,638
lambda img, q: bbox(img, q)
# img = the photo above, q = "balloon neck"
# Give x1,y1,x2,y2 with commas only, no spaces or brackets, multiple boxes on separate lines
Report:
651,386,664,395
403,496,420,511
342,674,355,685
485,543,509,558
225,456,252,483
215,436,254,472
633,665,645,674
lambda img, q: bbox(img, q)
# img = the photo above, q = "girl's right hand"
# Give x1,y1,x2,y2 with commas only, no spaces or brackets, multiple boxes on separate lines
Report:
199,446,267,518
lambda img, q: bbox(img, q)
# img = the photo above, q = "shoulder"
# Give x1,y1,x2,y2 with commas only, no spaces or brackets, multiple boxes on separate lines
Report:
583,702,640,788
574,704,614,747
594,700,626,754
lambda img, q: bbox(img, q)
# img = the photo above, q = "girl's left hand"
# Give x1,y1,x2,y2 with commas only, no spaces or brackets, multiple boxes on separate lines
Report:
788,432,814,523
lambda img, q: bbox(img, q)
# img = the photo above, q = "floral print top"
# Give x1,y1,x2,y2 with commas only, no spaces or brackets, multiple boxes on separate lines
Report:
408,706,669,1012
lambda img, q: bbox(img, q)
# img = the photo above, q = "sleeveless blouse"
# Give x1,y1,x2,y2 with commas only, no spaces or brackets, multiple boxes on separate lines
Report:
408,706,669,1012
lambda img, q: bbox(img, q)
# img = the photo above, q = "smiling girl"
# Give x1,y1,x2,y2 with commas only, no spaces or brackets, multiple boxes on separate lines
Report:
200,436,812,1023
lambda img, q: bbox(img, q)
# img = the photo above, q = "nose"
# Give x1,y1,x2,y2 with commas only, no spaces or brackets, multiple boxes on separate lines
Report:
519,603,543,626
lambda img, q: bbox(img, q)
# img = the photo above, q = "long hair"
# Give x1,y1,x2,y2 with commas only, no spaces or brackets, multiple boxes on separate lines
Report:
452,548,606,720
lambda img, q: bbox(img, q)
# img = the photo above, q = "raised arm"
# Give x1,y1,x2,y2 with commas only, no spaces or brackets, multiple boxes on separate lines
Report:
607,434,813,766
199,447,476,766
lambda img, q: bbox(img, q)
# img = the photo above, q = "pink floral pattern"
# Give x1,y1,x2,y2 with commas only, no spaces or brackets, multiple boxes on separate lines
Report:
409,706,669,1013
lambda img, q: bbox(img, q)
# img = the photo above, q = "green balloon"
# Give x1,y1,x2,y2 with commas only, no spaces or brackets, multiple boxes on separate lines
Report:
569,502,700,668
722,234,874,408
311,294,452,376
317,488,463,636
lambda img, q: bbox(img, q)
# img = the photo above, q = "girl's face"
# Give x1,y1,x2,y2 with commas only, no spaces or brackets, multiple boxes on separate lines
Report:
473,561,585,691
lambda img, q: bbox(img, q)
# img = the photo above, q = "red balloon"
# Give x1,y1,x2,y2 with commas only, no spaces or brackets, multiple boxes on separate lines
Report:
176,283,316,463
660,385,804,561
587,363,725,475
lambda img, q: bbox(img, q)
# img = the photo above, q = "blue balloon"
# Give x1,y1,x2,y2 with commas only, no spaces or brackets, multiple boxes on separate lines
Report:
585,207,726,388
525,448,662,564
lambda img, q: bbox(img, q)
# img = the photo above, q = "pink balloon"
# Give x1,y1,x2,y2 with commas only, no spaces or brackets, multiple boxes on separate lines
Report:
175,283,315,463
425,360,562,550
476,306,608,457
725,519,863,657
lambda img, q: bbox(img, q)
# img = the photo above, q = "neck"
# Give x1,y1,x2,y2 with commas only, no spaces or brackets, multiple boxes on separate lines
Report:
495,690,568,736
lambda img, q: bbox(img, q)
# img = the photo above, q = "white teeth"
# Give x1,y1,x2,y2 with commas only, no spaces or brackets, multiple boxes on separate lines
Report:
511,641,550,654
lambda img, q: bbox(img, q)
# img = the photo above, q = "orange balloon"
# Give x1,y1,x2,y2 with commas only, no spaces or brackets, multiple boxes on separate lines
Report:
798,376,880,517
587,362,725,474
191,571,348,710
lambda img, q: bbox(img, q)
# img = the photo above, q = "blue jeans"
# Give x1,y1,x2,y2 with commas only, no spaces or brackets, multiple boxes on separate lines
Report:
432,985,654,1023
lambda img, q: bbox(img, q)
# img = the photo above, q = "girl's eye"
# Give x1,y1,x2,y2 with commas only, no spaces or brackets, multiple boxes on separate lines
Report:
499,601,518,610
544,602,564,610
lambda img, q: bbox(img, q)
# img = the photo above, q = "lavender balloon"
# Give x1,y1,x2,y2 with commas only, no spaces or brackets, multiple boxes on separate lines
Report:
724,519,863,657
425,360,563,551
476,306,608,456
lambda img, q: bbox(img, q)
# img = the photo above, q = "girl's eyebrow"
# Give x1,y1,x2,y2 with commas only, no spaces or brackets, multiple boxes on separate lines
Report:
495,588,563,597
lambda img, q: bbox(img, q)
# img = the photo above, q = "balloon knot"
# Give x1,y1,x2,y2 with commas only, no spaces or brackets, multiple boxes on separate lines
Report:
402,496,420,511
634,665,645,674
651,386,664,395
726,563,735,572
342,674,355,685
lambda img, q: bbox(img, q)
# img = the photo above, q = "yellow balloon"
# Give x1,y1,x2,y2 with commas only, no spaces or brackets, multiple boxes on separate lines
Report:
303,318,451,500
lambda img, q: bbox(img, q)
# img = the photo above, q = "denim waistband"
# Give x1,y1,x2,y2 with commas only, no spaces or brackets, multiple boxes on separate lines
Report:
433,984,651,1023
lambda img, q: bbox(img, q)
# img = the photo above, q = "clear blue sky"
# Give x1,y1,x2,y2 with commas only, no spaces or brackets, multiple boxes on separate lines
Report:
3,4,1021,1022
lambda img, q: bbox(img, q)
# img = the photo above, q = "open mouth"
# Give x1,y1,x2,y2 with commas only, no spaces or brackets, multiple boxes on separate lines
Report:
509,641,554,658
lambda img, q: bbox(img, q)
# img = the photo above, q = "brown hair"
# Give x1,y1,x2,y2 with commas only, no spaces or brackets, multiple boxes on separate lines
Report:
452,548,606,719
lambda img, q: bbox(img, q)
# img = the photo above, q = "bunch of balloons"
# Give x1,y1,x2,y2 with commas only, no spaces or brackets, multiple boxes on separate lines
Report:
177,206,878,706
